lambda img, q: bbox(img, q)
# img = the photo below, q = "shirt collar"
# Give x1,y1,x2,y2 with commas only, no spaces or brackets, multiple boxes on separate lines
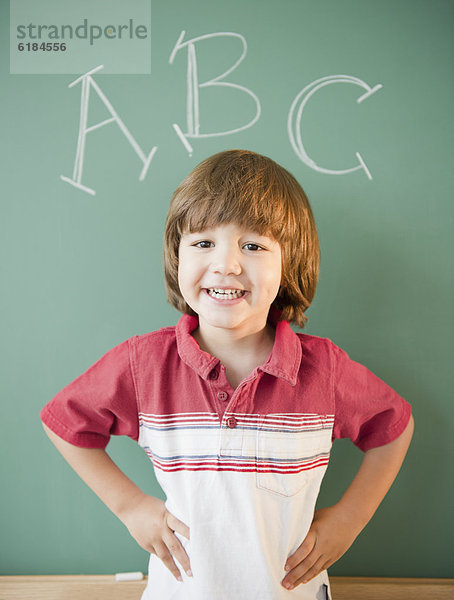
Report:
175,311,302,386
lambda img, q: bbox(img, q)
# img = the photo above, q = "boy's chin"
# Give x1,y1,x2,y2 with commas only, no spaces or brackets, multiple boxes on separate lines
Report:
201,313,243,329
199,310,268,336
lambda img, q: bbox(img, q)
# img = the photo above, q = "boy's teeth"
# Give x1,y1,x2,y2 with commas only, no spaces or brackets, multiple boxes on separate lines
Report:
208,288,245,299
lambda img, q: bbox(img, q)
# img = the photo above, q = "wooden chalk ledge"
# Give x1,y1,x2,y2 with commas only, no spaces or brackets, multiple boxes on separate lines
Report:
0,575,453,600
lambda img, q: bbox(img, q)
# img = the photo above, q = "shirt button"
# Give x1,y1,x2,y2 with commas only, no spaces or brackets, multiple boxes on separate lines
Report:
217,391,229,401
208,369,218,380
226,416,237,429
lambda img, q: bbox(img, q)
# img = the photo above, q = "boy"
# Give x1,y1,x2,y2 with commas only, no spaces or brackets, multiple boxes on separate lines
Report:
41,150,413,599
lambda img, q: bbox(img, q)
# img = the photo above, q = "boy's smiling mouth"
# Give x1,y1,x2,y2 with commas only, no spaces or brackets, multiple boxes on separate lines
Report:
205,288,247,300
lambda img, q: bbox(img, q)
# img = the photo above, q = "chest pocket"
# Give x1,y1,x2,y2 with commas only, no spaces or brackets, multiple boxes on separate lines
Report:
256,413,333,497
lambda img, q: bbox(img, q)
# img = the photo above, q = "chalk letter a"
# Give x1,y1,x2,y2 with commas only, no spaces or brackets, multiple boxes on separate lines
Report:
61,66,157,196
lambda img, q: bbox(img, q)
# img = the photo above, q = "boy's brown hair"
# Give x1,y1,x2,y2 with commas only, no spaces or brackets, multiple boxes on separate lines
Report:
163,149,320,327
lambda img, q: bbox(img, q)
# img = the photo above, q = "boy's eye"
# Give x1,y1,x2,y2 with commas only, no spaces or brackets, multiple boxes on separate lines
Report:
243,243,263,251
193,240,213,248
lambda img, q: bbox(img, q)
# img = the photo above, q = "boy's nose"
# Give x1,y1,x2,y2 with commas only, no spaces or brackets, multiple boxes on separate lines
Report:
210,247,242,276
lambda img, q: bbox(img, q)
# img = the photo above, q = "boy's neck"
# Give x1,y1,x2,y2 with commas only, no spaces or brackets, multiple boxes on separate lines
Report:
192,318,276,388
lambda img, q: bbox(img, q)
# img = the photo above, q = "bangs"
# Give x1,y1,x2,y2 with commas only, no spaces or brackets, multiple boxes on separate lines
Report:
175,153,298,243
181,190,288,240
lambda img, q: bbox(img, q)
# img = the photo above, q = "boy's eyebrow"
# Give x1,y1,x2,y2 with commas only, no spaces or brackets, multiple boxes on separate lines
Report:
180,230,210,237
182,228,274,239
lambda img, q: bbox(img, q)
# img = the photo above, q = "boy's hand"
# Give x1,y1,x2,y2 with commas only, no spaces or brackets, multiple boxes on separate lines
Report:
281,418,414,590
120,494,192,582
281,505,359,590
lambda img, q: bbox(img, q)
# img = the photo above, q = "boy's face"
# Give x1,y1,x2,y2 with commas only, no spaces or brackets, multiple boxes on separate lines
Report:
178,223,282,338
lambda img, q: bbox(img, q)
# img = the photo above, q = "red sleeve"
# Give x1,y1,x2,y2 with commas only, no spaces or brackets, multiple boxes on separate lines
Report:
331,343,412,451
40,338,139,448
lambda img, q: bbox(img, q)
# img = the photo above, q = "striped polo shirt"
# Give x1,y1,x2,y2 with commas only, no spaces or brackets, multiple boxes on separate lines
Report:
41,313,411,599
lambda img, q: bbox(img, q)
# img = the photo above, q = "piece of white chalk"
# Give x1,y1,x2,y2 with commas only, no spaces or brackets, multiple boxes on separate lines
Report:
115,571,144,582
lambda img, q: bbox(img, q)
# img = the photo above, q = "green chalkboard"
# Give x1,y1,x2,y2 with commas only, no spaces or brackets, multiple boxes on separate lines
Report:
1,0,453,580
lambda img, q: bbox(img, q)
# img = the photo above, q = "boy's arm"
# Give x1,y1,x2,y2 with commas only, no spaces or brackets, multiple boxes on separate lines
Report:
42,424,192,581
281,414,414,591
